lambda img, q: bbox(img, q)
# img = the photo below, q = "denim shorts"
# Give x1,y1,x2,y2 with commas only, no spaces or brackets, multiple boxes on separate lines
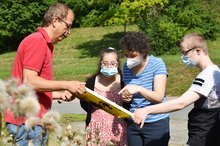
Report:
6,122,48,146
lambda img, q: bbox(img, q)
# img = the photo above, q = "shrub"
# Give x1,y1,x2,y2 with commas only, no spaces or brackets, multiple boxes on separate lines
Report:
63,0,122,27
138,0,220,55
0,0,54,53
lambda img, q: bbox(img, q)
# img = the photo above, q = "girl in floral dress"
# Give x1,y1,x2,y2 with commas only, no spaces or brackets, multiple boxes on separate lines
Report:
80,47,128,146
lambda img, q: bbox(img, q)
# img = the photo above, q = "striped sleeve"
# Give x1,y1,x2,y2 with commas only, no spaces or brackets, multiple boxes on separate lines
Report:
189,74,213,97
154,58,168,75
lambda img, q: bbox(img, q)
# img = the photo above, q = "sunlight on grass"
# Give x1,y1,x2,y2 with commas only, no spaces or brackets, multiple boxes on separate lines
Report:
53,25,140,81
1,25,220,96
162,54,200,96
0,52,15,79
60,114,86,124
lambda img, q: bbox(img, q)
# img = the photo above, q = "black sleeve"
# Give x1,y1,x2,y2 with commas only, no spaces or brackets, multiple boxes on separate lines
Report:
120,78,131,110
79,75,96,127
79,75,96,112
80,100,89,112
122,102,131,110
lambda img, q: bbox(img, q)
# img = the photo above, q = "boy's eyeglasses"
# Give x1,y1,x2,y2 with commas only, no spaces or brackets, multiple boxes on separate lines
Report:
181,47,197,55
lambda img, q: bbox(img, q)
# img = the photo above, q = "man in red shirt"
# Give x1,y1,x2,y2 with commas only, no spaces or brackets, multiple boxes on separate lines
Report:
4,3,86,146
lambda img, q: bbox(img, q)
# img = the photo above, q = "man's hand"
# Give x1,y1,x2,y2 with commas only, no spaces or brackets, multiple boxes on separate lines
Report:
66,81,86,95
60,90,75,102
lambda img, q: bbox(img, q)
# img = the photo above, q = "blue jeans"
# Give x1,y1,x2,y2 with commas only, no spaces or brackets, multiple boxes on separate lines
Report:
6,122,48,146
127,117,170,146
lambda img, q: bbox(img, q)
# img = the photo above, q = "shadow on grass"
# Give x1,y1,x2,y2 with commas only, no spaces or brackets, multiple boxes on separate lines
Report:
75,31,125,58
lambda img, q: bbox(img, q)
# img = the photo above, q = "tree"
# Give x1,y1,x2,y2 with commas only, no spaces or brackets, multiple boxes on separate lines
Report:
63,0,123,27
138,0,220,55
105,0,168,32
0,0,53,52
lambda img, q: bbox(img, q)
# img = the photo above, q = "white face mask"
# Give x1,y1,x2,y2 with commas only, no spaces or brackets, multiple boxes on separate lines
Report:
181,54,197,67
126,57,142,69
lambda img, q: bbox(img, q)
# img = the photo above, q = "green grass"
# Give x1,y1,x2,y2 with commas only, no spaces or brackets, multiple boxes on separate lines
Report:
52,25,139,81
0,51,15,79
1,25,220,96
60,113,86,124
165,36,220,96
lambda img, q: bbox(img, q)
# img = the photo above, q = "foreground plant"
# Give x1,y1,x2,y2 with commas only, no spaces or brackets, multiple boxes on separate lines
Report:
0,78,119,146
86,127,116,146
0,78,41,145
0,78,64,145
57,124,84,146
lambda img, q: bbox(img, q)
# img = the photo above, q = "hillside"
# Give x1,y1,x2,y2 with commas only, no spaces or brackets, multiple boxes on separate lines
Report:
1,25,220,96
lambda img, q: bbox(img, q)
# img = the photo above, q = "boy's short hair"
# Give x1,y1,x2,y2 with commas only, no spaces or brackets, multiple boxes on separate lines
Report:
180,32,208,54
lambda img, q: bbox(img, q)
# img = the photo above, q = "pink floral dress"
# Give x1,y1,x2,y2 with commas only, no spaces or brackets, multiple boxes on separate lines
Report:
85,87,127,146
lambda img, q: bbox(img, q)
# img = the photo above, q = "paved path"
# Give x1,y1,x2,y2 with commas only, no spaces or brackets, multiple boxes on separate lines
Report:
52,99,85,114
52,97,192,146
168,97,192,146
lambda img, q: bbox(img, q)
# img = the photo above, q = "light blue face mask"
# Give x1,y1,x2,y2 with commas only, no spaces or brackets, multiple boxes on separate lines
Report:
100,67,118,76
181,54,197,67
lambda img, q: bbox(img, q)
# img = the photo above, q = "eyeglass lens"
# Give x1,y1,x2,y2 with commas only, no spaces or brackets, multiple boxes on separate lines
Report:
101,61,118,67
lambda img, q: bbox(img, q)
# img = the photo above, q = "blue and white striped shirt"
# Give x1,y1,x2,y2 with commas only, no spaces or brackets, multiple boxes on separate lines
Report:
123,55,169,123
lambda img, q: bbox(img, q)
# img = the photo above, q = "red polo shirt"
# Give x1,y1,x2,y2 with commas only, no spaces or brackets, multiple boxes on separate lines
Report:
4,27,54,125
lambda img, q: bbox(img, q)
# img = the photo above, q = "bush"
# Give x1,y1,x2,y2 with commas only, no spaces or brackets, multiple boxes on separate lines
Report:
63,0,122,27
0,0,54,53
138,0,220,55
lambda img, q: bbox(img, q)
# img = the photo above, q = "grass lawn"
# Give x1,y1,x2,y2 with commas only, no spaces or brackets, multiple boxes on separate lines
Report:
1,25,220,96
60,113,86,124
1,25,220,145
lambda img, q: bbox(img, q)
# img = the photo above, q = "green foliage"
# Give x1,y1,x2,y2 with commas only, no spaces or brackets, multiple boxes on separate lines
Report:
138,0,220,55
62,0,168,27
62,0,121,27
106,0,168,26
0,0,219,55
0,0,55,52
59,0,88,27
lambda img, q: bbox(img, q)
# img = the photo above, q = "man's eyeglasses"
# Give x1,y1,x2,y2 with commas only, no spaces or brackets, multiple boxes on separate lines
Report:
101,61,118,67
58,17,72,30
181,47,197,55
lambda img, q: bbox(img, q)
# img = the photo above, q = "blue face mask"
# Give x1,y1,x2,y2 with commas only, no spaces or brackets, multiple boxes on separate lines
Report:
181,55,197,67
100,67,118,76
